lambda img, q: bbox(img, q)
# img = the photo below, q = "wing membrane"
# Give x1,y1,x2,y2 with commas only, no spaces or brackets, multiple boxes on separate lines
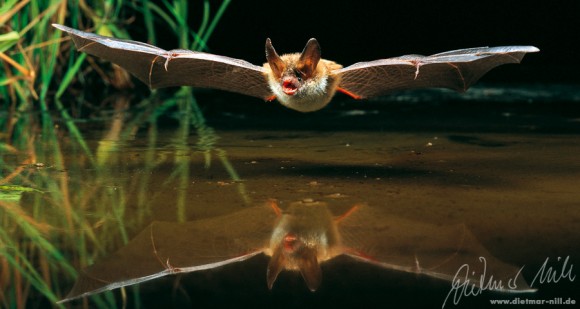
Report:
60,204,277,302
335,46,539,98
53,24,273,99
338,206,534,292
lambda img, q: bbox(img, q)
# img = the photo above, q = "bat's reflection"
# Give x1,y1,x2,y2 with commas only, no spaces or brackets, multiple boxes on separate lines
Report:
59,199,534,302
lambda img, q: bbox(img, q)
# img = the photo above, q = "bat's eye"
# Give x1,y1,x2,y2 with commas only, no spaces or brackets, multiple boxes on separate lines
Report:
293,69,304,82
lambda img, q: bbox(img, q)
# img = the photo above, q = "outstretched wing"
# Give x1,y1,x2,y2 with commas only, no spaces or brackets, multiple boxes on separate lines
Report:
59,204,278,303
53,24,273,99
334,46,539,99
337,205,535,293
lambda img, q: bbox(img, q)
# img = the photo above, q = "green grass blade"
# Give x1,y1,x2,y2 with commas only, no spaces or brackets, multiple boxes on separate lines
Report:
55,53,86,99
0,31,19,52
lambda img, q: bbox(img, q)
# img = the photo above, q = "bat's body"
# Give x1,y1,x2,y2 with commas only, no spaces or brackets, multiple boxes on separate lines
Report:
266,199,341,291
59,199,535,303
263,39,343,112
53,24,539,112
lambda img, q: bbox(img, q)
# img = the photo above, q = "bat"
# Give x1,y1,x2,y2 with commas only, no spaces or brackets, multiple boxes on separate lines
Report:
59,199,535,303
53,24,539,112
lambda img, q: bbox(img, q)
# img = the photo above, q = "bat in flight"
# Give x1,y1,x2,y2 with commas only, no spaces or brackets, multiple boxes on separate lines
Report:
53,24,539,112
59,199,535,303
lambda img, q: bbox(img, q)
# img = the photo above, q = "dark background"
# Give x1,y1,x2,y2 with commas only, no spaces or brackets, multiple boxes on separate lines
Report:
116,0,580,131
191,0,578,84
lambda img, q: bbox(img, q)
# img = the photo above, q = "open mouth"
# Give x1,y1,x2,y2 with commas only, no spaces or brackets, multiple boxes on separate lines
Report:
282,79,299,95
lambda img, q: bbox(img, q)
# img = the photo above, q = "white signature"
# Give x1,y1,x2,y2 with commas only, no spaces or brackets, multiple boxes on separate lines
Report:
441,256,575,308
530,255,575,287
442,257,523,308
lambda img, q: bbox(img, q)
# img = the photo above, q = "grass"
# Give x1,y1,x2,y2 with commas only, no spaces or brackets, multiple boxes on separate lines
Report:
0,0,250,308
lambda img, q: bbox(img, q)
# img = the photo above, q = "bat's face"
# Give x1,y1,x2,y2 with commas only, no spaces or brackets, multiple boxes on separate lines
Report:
266,199,342,291
264,39,342,112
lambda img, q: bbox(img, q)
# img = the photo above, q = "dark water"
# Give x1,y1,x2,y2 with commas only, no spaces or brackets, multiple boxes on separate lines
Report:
1,84,579,308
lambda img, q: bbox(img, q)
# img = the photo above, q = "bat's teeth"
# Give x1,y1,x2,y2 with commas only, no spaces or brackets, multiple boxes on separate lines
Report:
282,80,298,95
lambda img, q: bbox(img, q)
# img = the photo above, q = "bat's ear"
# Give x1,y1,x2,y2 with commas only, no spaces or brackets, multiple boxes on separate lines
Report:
266,245,286,290
297,38,321,79
266,38,285,78
297,247,322,292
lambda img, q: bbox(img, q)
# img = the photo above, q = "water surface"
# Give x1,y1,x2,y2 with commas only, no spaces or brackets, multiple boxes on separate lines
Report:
1,84,579,308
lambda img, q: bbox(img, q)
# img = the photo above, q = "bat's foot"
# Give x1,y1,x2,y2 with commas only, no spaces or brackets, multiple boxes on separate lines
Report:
267,199,282,216
336,87,363,100
335,204,362,222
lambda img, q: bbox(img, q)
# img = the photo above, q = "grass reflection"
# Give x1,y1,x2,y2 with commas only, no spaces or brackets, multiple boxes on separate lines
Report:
1,95,248,307
2,0,235,307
